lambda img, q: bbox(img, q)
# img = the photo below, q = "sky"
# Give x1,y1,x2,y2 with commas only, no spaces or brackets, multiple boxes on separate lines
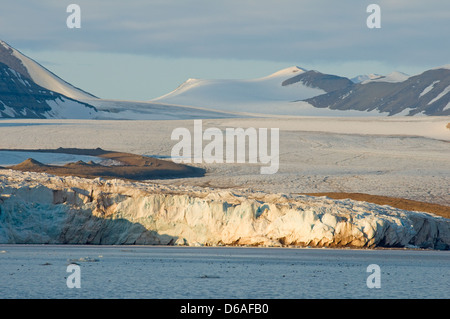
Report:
1,0,449,100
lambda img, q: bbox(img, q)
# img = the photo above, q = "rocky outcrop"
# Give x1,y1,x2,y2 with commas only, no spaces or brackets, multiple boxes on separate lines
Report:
0,170,449,249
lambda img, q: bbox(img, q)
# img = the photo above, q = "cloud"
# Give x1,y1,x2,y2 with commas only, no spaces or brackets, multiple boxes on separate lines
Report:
1,0,449,68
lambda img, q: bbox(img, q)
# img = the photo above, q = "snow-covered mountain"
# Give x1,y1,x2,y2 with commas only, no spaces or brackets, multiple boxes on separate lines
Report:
0,61,98,119
0,40,97,100
152,66,339,115
0,40,100,119
0,41,236,120
154,66,318,105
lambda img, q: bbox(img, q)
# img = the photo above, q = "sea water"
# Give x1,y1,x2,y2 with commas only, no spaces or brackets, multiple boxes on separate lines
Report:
0,245,448,299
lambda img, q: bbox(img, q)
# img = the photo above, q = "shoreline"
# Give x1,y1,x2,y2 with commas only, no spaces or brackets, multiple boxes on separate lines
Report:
0,147,205,180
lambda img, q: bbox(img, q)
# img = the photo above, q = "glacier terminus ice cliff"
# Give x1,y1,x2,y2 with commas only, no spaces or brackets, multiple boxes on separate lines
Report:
0,170,449,250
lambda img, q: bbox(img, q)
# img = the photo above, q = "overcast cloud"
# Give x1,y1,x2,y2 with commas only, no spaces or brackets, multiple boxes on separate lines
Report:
2,0,449,64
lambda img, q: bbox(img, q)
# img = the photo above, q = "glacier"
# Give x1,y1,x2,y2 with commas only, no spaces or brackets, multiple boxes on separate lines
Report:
0,170,449,249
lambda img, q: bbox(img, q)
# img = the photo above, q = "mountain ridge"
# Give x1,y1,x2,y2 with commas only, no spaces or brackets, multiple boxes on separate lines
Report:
1,40,449,117
153,65,450,116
